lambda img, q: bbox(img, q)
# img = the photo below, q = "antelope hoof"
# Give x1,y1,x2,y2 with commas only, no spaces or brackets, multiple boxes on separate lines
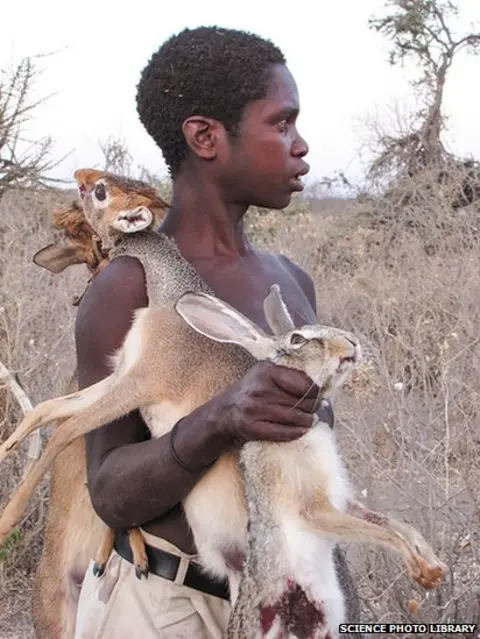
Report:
135,562,149,580
92,561,106,578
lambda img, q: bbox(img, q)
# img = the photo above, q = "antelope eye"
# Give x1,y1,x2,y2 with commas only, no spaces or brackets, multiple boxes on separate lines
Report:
94,183,106,201
290,332,307,346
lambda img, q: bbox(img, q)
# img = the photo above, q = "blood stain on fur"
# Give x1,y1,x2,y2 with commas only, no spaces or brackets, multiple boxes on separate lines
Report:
260,605,276,633
223,547,245,572
260,580,326,638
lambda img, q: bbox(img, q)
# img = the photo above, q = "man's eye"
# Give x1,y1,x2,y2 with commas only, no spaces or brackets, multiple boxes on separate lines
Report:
277,120,288,133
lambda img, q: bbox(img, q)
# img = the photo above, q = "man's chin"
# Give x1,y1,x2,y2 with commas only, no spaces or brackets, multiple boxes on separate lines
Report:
251,192,292,211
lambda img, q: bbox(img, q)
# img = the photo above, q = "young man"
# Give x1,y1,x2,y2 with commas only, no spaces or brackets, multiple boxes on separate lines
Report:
74,26,359,638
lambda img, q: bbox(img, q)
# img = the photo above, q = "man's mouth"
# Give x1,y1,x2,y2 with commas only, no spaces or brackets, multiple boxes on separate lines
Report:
290,173,305,191
290,163,310,192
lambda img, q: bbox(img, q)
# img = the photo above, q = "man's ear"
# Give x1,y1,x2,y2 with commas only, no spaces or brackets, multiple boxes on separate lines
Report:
182,116,223,161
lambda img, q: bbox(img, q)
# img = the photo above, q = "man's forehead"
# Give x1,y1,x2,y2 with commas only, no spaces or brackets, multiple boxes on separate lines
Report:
234,64,300,125
265,64,299,104
244,96,299,123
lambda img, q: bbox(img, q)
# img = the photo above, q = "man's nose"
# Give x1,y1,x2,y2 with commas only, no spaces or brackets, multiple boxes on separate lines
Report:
292,132,309,157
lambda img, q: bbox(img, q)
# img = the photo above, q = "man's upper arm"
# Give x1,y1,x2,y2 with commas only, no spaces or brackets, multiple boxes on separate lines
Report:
75,256,150,476
75,255,148,387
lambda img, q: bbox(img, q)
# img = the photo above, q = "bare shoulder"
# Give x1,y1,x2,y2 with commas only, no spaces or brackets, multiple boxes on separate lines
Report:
75,255,148,386
76,256,147,327
277,254,317,311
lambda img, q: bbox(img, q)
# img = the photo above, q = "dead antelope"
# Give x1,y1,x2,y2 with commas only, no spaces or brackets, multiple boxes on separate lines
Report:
27,182,167,638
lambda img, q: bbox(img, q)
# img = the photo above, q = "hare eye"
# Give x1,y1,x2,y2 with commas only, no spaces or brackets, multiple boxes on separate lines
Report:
94,183,106,201
290,332,307,346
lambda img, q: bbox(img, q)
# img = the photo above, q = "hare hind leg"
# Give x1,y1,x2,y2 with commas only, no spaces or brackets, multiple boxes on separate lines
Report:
346,500,446,589
302,498,446,590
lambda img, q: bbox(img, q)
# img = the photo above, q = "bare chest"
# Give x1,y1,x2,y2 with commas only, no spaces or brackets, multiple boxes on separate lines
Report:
192,254,315,333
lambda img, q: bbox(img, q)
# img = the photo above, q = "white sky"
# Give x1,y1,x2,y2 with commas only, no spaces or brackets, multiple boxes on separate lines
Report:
2,0,479,189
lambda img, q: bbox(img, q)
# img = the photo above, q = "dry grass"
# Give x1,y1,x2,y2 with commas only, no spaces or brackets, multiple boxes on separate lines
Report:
1,178,479,638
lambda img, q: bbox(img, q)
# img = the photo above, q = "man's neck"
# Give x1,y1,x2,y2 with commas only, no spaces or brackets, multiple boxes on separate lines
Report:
159,170,252,262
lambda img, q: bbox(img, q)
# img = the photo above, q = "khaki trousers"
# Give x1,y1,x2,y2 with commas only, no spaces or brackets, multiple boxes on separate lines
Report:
74,530,231,638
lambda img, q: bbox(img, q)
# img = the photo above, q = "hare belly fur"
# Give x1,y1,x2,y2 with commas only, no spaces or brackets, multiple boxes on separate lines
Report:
183,452,249,582
243,423,352,630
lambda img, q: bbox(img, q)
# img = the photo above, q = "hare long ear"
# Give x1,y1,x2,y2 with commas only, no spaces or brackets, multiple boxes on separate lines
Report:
33,244,87,273
175,292,275,361
263,284,295,336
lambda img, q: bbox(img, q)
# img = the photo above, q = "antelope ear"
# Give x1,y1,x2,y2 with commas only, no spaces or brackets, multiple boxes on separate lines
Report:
33,244,86,273
263,284,295,336
175,292,275,361
111,207,153,234
74,168,104,186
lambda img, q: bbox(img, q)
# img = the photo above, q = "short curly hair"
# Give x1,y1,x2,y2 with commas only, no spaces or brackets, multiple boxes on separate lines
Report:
136,26,286,177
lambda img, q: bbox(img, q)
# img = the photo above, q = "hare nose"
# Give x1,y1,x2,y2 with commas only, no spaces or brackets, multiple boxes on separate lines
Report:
350,342,362,363
341,339,361,364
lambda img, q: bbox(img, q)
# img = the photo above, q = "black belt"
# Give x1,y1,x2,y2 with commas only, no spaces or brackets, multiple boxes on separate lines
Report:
114,530,230,601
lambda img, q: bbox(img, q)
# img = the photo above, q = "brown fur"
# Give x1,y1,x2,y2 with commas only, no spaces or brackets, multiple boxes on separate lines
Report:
33,200,108,308
51,201,105,271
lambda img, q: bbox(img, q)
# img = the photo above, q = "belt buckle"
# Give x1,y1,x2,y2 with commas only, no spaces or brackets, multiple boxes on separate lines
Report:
173,555,191,586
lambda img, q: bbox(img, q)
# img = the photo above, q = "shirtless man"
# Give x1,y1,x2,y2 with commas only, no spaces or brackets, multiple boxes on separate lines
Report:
73,26,359,638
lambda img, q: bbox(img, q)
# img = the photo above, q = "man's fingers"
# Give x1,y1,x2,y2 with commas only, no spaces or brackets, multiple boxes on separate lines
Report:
269,364,320,399
251,422,310,443
292,396,322,414
257,405,316,430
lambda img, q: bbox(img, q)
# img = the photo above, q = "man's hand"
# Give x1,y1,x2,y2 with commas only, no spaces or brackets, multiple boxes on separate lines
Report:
211,361,334,445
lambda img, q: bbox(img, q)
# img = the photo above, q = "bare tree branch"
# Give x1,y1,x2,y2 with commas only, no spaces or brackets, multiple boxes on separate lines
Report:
367,0,480,183
0,54,68,199
0,361,40,478
432,2,456,47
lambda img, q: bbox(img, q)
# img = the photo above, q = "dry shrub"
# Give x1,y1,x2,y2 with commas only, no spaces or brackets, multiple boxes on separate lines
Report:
0,188,90,636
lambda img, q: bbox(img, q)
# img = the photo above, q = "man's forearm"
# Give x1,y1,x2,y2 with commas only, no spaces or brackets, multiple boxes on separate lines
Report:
88,382,333,530
88,405,231,530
